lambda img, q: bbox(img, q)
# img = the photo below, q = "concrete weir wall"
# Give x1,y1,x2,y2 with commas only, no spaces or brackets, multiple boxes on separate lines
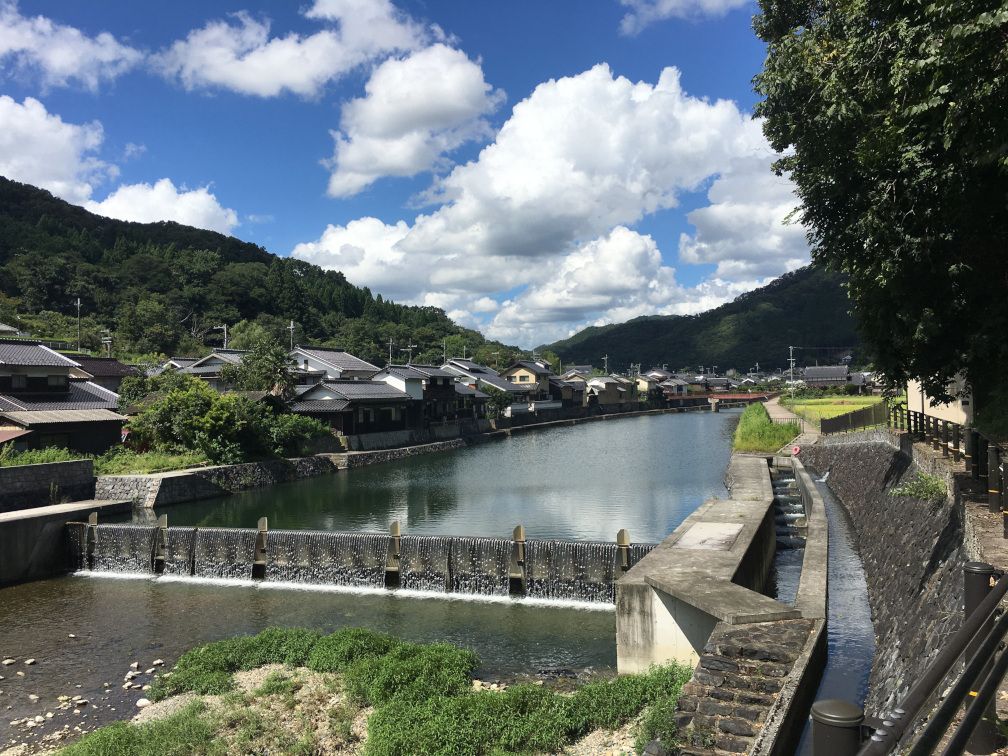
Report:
616,454,828,756
799,429,968,718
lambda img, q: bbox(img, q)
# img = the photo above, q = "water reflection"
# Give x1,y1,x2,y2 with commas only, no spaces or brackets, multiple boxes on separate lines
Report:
147,411,742,543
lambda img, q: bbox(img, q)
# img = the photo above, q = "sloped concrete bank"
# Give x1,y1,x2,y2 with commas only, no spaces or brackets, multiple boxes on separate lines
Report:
798,429,968,718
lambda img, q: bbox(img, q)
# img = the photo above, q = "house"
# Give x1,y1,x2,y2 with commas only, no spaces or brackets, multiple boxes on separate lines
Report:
442,358,534,401
547,376,581,408
644,368,674,382
907,376,972,426
635,374,660,398
561,366,595,382
288,379,412,435
0,339,125,453
803,365,850,388
154,357,199,375
179,349,249,392
660,378,689,398
454,382,489,419
68,355,141,393
290,345,379,381
500,360,553,398
585,375,637,411
0,323,22,337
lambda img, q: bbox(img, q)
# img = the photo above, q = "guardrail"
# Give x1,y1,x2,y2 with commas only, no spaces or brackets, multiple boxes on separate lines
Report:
885,404,1005,537
811,564,1008,756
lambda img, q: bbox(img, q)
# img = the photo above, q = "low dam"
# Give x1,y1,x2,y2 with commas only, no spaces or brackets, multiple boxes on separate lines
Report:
68,516,654,604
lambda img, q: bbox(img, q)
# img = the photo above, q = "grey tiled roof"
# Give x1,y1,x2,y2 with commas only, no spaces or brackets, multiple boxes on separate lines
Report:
382,365,428,380
320,380,409,401
0,339,80,368
0,408,126,427
71,356,141,378
454,384,488,399
0,380,119,412
409,364,455,379
288,398,351,413
295,346,378,374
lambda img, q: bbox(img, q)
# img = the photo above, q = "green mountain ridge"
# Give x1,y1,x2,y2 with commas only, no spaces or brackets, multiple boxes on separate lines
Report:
0,176,515,366
540,266,859,372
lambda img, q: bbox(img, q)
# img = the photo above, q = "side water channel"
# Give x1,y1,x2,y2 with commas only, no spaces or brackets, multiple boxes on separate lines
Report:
0,410,741,734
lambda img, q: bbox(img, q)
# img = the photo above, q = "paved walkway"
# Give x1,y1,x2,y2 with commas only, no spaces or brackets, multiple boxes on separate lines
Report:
763,395,820,451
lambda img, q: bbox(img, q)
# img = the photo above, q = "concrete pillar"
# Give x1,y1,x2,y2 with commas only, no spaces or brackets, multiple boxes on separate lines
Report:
811,700,864,756
941,420,949,458
952,424,961,463
979,437,989,492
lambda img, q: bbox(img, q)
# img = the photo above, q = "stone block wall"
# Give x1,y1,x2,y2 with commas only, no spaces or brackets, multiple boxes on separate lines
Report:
673,619,818,755
799,430,966,717
0,460,94,512
95,456,336,508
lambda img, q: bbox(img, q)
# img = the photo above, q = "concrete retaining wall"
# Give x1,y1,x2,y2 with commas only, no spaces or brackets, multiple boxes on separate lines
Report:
0,460,95,513
95,456,336,508
0,498,131,586
799,430,967,717
616,453,829,755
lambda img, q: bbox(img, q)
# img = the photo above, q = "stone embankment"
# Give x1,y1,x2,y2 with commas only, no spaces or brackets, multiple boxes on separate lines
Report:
0,461,95,513
94,456,335,508
798,429,968,718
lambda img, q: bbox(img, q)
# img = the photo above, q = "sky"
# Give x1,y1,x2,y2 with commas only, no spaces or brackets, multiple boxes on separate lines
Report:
0,0,809,349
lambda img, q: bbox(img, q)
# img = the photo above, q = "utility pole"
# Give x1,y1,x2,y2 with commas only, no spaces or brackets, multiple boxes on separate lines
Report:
389,338,394,365
442,339,447,364
288,320,295,351
491,351,499,368
789,346,796,400
603,354,609,374
402,342,417,364
215,324,228,349
75,297,81,351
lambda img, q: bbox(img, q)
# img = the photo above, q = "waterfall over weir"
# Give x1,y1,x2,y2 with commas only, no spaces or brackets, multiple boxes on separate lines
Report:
76,521,654,604
265,531,390,589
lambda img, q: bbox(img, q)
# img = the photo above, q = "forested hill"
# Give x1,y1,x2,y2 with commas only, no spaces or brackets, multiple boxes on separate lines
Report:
541,266,859,372
0,176,512,366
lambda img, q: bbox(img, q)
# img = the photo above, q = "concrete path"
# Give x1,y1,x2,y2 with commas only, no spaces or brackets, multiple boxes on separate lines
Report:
764,395,820,451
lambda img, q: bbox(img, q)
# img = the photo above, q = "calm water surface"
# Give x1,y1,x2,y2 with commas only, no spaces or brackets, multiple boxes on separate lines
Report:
0,410,739,731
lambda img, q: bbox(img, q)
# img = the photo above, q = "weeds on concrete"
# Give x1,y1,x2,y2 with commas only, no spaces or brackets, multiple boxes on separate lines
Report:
733,403,800,454
889,470,946,500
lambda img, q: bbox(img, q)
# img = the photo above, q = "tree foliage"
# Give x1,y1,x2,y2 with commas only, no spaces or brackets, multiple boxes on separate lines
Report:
753,0,1008,407
0,177,514,365
218,338,297,399
127,379,328,464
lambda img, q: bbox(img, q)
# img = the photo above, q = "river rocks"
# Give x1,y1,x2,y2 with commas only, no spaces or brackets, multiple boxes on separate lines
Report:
129,662,139,671
26,696,37,702
21,661,33,667
136,698,151,708
1,660,13,666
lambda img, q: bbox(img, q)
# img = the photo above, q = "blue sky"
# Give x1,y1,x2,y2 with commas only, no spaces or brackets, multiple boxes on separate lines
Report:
0,0,809,348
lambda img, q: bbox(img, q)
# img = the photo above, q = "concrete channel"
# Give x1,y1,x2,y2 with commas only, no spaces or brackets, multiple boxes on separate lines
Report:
616,452,828,756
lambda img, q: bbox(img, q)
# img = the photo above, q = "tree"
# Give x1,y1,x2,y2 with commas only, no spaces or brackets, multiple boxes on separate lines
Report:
753,0,1008,412
482,386,513,419
218,337,297,399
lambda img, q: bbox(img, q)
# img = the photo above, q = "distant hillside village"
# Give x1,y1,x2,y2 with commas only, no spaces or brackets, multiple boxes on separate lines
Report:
0,327,879,456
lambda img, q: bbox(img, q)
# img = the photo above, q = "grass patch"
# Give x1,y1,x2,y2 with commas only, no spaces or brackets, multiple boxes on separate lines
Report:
0,442,208,474
100,627,694,756
889,470,946,499
780,395,884,429
55,700,217,756
732,403,800,453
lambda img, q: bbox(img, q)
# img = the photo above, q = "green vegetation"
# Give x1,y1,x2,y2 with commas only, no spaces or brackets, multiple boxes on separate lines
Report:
63,626,691,756
890,471,947,500
127,378,328,465
541,266,858,373
732,403,800,454
0,442,208,474
753,0,1008,420
0,176,519,367
217,338,297,399
780,394,884,430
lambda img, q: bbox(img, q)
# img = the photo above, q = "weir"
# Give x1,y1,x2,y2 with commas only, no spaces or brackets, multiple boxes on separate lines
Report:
67,517,653,604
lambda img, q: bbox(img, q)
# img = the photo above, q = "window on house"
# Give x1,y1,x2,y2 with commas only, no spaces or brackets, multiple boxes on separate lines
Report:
507,375,516,382
519,375,530,382
47,375,68,387
11,374,26,389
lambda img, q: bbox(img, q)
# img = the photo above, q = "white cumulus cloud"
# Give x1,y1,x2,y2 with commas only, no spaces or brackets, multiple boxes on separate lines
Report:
0,1,142,91
0,95,114,204
618,0,753,34
85,178,239,235
153,1,426,98
295,64,805,347
325,43,505,196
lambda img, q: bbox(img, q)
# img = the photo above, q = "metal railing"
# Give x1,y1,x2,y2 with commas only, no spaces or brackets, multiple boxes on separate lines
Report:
821,402,888,435
812,564,1008,756
885,404,1005,537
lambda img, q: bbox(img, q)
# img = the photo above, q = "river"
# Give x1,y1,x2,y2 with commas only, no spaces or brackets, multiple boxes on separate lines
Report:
0,409,739,740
